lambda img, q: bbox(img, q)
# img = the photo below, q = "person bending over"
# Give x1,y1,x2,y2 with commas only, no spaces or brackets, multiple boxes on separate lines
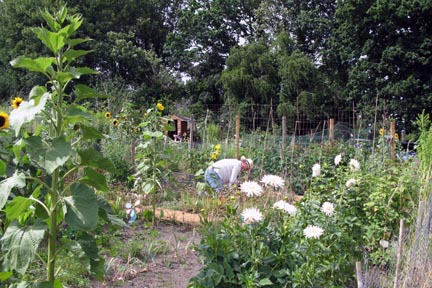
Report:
204,156,253,193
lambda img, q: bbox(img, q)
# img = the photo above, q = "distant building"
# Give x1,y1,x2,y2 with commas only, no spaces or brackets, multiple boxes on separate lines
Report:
169,115,195,141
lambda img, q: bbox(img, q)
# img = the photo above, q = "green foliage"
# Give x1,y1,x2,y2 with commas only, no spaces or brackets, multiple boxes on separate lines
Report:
327,0,432,131
189,150,419,287
199,122,221,144
132,102,174,225
221,41,279,106
0,6,120,285
101,136,132,183
415,111,432,198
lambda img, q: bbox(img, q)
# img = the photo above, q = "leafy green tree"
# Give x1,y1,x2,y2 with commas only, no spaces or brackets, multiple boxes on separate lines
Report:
221,41,279,106
255,0,337,61
0,6,120,285
164,0,263,106
325,0,432,130
0,0,182,107
277,50,320,117
0,0,53,99
65,0,171,83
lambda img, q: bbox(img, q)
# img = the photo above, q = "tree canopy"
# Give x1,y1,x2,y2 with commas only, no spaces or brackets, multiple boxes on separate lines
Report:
0,0,430,131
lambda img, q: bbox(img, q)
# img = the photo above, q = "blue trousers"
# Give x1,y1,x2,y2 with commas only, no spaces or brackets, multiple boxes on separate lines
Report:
204,167,223,193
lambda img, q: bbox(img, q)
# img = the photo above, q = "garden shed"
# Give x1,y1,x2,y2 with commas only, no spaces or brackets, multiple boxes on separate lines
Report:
169,114,194,141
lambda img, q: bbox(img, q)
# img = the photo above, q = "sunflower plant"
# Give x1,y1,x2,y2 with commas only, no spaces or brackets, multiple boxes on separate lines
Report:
132,102,174,226
0,6,120,286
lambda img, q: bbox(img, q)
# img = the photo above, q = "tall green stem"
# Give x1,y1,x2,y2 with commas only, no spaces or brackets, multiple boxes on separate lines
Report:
47,49,64,282
47,168,59,282
152,138,156,227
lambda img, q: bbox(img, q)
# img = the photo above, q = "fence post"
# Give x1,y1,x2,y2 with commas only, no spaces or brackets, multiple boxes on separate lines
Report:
390,121,395,161
235,114,240,159
130,139,135,164
356,261,363,288
401,129,406,142
188,117,194,149
329,118,335,145
393,219,405,288
282,116,287,151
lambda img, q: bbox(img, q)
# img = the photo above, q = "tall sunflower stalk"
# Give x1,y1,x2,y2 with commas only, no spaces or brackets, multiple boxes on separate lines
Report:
133,102,173,226
0,6,117,285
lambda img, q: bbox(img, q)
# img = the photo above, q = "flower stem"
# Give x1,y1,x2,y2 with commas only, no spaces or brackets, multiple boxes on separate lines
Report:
47,168,59,282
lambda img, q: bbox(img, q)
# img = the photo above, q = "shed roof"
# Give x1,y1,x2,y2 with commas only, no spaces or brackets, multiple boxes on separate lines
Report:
170,115,192,121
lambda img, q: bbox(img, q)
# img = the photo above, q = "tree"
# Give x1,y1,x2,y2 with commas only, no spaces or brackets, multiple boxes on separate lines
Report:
66,0,171,83
325,0,432,130
255,0,337,62
164,0,263,106
0,0,53,100
221,41,279,106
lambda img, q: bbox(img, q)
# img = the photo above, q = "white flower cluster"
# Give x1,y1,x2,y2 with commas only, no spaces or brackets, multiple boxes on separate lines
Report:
346,178,357,188
240,181,263,197
312,163,321,177
349,159,361,172
379,239,390,248
241,207,263,224
303,225,324,239
321,202,335,216
334,154,342,166
261,175,285,189
273,200,297,215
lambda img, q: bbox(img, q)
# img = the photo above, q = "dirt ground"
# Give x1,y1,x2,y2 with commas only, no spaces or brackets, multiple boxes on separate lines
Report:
91,210,203,288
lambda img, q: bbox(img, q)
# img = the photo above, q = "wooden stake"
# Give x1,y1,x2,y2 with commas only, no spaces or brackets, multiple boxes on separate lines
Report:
356,261,363,288
329,118,335,145
394,219,405,288
390,121,395,161
235,114,240,159
282,116,287,152
401,129,406,142
188,117,194,149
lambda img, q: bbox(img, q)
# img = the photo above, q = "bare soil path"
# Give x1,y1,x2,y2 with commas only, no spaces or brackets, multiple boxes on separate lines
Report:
91,210,203,288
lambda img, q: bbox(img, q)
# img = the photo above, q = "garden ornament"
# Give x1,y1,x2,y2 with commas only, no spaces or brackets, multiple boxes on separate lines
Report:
125,199,142,224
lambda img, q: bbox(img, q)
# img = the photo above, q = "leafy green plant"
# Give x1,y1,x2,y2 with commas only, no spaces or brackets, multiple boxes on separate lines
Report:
189,150,419,287
132,102,174,225
101,134,133,183
0,6,121,286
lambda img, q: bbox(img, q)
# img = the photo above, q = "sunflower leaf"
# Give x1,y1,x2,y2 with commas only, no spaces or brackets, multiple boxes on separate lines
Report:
0,172,26,210
1,220,47,275
64,183,98,231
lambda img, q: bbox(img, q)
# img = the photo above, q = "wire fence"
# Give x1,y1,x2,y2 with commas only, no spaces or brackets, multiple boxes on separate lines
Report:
359,190,432,288
183,104,405,149
200,104,357,136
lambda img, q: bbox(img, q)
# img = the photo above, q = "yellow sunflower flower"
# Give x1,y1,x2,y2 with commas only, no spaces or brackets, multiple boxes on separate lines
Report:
105,112,111,119
11,97,23,109
394,133,399,140
0,112,9,129
156,102,165,111
113,119,119,126
210,152,217,160
215,144,221,151
379,128,384,136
